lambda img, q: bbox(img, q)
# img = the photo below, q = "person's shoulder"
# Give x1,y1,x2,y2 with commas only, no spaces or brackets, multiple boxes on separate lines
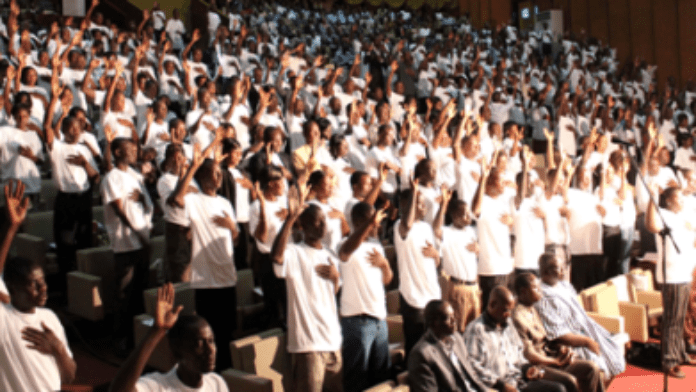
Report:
204,372,230,391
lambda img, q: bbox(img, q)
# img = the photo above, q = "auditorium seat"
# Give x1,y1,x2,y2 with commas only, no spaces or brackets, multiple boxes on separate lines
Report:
224,329,290,392
67,246,115,321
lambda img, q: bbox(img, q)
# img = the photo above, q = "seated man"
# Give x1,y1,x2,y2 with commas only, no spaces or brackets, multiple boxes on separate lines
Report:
109,283,228,392
513,271,605,392
0,180,77,391
464,286,566,392
408,299,489,392
535,253,626,381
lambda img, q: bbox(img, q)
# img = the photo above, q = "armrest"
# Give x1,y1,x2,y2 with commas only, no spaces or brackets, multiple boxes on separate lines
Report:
635,291,663,312
66,271,104,321
220,368,273,392
618,302,649,343
586,311,624,334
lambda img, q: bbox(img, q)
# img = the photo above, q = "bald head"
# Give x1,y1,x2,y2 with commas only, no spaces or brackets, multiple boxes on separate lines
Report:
489,286,514,308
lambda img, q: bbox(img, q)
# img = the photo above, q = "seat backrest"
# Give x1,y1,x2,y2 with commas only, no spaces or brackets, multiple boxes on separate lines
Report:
230,328,284,371
143,282,196,317
585,284,620,316
23,211,54,244
627,269,656,301
150,236,166,263
386,289,400,315
240,333,290,392
14,233,47,265
76,246,116,309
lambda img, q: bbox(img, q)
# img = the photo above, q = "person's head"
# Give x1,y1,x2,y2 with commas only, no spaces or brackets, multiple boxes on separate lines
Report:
486,286,515,325
308,170,334,201
329,97,341,114
11,103,31,129
20,66,38,86
377,124,395,146
317,117,332,140
162,142,186,173
461,134,480,159
399,188,427,221
302,120,321,145
448,199,472,228
222,138,243,167
60,115,82,144
168,315,217,374
111,137,138,165
351,202,379,237
539,252,566,286
424,300,456,339
169,118,187,143
660,186,683,213
485,167,505,197
298,204,326,243
514,272,542,306
111,89,126,112
350,171,372,199
608,149,629,175
194,159,223,194
263,126,285,153
5,255,46,312
329,133,348,159
259,165,285,197
198,87,212,110
414,158,437,185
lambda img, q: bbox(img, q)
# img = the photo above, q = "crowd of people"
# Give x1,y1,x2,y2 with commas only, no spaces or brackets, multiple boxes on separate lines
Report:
1,0,696,390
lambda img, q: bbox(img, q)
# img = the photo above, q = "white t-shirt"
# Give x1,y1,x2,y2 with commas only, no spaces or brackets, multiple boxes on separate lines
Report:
565,188,603,255
157,173,193,227
144,120,170,152
227,168,250,223
655,208,696,284
248,197,286,254
441,226,478,281
455,157,481,205
538,194,569,245
338,238,388,319
308,200,344,255
101,166,153,253
477,195,514,276
49,139,97,193
0,127,44,194
393,220,441,308
135,366,229,392
274,243,342,353
366,146,400,194
184,193,238,289
0,304,72,392
513,197,546,270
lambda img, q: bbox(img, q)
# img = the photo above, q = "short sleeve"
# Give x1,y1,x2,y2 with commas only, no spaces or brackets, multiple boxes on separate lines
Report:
101,172,122,204
275,244,297,279
134,374,165,392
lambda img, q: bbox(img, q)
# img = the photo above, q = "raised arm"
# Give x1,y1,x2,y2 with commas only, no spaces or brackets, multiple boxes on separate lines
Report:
109,283,183,392
167,132,224,208
339,205,387,261
270,185,305,265
471,156,492,218
544,127,555,170
432,186,453,240
0,180,29,278
398,178,420,240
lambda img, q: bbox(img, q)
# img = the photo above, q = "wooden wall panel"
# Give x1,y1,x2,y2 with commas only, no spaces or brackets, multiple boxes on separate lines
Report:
587,0,609,45
653,0,680,88
606,0,631,65
490,0,511,26
569,0,589,37
470,0,481,27
678,0,696,85
628,0,654,65
480,0,491,25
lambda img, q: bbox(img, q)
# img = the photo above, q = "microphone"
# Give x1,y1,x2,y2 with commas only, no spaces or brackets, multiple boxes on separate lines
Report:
611,137,634,146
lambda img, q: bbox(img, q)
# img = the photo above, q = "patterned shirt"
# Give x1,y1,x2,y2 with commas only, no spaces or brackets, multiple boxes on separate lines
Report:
463,312,527,389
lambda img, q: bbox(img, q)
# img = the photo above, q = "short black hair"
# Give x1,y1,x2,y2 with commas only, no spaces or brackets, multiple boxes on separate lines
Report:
4,256,42,290
351,202,374,229
110,137,134,156
350,171,369,187
424,299,446,327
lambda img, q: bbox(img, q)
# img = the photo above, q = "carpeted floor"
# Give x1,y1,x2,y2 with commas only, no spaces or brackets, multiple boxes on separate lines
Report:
608,363,696,391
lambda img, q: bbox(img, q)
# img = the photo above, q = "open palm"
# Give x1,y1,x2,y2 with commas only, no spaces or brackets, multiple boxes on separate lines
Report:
155,283,183,330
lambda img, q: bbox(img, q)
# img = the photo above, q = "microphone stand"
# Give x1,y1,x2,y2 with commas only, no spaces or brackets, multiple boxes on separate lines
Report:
627,152,679,392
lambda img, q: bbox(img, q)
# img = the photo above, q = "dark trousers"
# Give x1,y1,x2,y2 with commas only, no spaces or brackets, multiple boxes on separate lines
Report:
521,379,567,392
196,286,237,371
602,225,622,280
542,360,605,392
54,190,93,284
256,251,287,329
164,221,191,283
399,294,425,360
479,273,513,311
114,248,150,343
661,282,691,370
570,254,606,292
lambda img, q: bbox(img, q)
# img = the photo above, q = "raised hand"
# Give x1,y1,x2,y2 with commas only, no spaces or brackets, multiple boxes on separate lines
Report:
4,180,29,227
287,185,306,218
155,282,183,330
543,128,554,141
440,186,453,207
103,124,115,144
191,29,201,42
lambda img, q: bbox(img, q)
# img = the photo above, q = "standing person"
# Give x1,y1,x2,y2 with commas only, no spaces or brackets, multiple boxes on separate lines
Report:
337,202,392,392
512,147,546,277
471,154,515,308
271,185,344,392
408,300,489,392
101,136,153,352
394,178,441,357
219,138,252,270
0,180,77,391
645,186,696,378
108,283,228,392
433,186,481,332
167,132,238,371
44,85,100,287
157,143,196,282
248,165,288,328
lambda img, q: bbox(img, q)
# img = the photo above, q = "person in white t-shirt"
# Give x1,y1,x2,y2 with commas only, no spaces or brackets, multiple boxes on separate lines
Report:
109,283,228,392
645,185,696,378
101,137,154,351
337,202,393,392
394,178,442,357
168,133,238,371
512,148,546,277
307,170,350,254
0,180,76,391
270,185,343,392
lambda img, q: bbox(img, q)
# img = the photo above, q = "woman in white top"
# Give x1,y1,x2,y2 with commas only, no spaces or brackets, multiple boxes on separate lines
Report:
0,104,44,200
307,170,350,255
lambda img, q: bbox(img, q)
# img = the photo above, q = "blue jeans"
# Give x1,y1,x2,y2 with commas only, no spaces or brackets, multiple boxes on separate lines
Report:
341,315,390,392
619,225,635,275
